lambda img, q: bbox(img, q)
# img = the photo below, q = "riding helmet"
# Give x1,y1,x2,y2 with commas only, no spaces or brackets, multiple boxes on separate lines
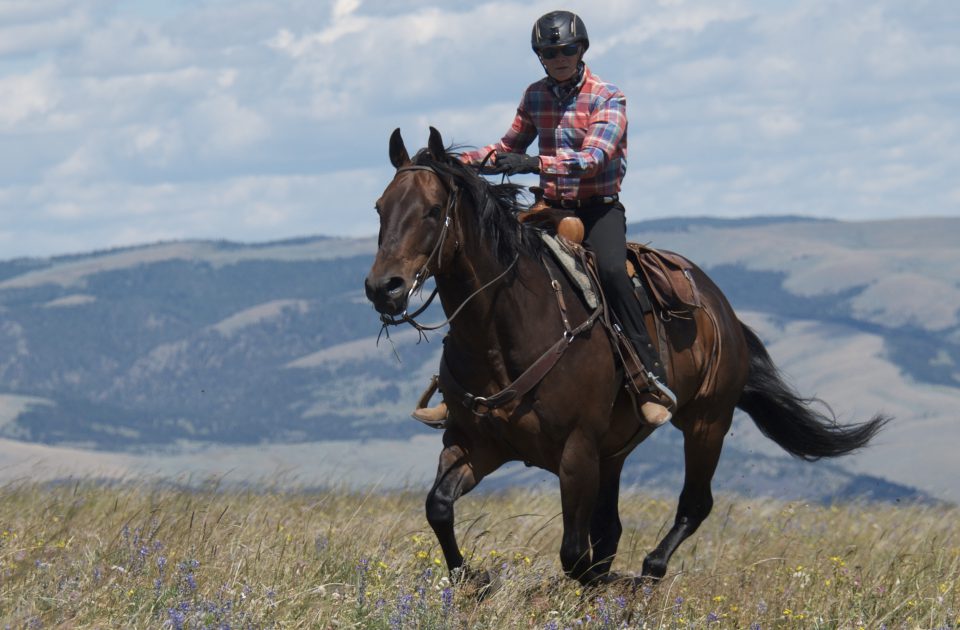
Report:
531,10,589,53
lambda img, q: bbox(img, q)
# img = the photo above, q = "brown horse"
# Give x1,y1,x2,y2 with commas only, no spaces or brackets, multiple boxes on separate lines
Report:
365,127,888,586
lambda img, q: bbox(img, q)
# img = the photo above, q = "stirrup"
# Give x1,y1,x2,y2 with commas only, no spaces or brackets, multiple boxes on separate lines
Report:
411,375,448,429
645,371,678,409
626,371,676,427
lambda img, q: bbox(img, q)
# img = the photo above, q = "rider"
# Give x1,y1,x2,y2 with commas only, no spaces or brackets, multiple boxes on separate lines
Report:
414,10,674,427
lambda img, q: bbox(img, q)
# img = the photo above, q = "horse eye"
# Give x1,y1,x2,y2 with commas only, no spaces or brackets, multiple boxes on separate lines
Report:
374,205,381,216
426,204,442,220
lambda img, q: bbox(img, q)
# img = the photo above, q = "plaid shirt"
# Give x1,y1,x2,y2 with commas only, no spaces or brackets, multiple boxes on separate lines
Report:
460,65,627,202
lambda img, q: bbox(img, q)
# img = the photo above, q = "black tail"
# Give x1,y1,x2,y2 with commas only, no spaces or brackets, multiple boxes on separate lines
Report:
736,323,889,461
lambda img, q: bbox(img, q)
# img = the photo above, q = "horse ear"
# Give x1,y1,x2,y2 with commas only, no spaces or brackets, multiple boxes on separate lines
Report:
389,128,411,168
427,126,446,162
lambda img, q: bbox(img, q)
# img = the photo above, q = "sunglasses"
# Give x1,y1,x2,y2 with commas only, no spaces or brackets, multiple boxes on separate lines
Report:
539,44,580,60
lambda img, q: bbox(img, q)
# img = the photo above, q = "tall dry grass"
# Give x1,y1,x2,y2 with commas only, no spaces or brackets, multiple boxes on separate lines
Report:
0,479,956,628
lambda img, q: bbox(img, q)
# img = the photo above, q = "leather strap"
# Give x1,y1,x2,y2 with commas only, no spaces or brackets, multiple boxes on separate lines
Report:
440,334,569,416
440,257,603,417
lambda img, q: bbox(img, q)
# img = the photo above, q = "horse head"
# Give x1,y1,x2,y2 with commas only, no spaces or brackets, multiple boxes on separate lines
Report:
365,127,460,316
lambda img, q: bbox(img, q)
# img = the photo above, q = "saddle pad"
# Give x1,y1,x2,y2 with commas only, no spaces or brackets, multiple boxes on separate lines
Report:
540,233,599,309
627,243,702,316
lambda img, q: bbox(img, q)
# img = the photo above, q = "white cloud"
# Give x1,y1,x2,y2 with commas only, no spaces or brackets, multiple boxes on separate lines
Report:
0,0,958,258
0,66,59,126
0,4,90,57
757,111,801,139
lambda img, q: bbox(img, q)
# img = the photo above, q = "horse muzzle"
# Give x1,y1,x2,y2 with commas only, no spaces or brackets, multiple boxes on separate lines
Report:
364,272,411,316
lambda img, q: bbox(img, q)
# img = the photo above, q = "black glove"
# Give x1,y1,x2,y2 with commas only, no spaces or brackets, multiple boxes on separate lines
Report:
489,152,540,175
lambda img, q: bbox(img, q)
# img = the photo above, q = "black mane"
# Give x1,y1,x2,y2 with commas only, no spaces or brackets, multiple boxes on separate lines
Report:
410,148,543,266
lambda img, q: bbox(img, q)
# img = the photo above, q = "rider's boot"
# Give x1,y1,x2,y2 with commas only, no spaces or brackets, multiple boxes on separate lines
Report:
411,374,448,428
620,330,676,427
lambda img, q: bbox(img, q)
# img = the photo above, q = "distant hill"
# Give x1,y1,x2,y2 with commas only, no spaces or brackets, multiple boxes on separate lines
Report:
0,217,957,503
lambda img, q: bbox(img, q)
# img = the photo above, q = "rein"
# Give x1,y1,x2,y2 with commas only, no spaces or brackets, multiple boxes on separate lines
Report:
375,160,603,420
377,165,517,334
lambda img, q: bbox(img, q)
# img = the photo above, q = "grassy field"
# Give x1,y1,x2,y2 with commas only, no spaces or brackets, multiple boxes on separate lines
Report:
0,480,957,629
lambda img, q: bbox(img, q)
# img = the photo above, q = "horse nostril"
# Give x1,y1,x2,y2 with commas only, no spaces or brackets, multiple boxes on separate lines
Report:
384,276,405,297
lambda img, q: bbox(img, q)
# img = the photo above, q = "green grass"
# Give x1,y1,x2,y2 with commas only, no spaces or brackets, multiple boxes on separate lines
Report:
0,480,957,628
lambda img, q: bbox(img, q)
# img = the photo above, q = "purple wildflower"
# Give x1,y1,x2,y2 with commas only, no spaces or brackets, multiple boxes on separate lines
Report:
390,593,414,629
596,596,613,628
167,606,186,630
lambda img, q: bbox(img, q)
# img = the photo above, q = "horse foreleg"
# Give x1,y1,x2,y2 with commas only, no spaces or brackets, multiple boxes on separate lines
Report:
589,458,625,577
558,431,605,585
425,431,499,578
641,410,732,580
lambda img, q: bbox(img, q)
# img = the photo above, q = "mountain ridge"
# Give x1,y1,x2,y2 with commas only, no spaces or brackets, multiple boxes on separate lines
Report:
1,216,957,503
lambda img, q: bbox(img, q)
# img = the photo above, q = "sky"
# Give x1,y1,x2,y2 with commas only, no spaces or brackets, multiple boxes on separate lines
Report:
1,0,958,259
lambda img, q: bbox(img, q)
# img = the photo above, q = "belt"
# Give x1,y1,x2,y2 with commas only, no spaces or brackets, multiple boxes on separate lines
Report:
544,194,619,209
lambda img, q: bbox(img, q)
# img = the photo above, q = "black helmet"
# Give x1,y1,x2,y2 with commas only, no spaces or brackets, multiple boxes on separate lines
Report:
531,11,589,54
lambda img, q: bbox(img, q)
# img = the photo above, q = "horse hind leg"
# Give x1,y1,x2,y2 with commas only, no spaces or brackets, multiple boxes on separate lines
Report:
641,406,733,580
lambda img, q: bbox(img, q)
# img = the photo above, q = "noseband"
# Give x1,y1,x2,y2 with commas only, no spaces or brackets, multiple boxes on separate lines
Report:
377,164,518,332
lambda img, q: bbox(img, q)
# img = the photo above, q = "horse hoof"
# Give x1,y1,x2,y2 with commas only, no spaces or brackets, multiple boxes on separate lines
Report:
640,558,667,581
589,571,631,586
452,567,496,600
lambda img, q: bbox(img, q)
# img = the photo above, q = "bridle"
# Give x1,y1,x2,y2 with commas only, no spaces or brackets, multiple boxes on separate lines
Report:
377,164,518,333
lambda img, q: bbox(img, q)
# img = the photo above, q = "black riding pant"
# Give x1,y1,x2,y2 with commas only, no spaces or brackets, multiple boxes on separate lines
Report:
578,202,665,382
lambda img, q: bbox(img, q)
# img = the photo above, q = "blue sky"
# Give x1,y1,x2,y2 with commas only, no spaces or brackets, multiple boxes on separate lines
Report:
1,0,958,258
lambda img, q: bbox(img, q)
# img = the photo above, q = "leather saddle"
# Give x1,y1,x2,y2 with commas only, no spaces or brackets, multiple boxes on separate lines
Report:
518,187,701,320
